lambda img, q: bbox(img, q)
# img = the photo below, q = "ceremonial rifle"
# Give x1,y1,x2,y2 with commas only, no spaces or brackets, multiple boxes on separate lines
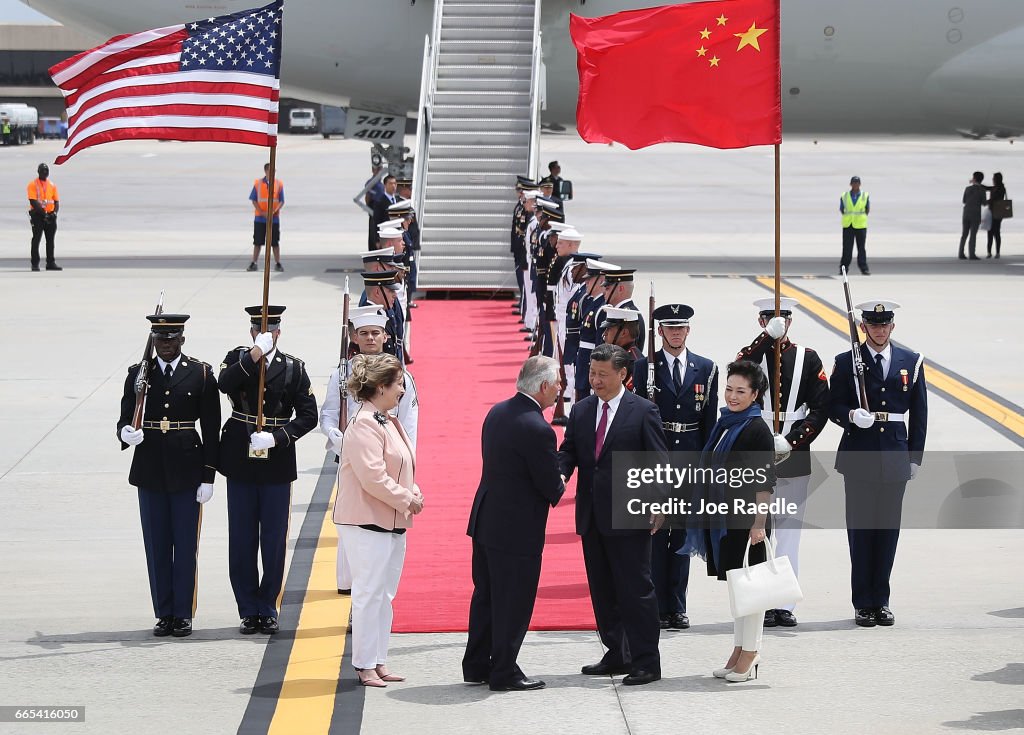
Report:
841,266,871,410
647,281,656,397
131,291,165,429
339,276,351,429
550,319,568,425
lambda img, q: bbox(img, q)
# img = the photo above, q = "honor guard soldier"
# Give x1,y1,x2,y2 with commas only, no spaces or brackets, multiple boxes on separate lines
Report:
633,304,718,630
737,297,831,627
218,305,318,635
549,227,582,379
599,307,643,391
829,300,927,628
596,268,645,352
511,176,537,314
522,190,542,339
563,252,599,412
321,305,419,593
362,270,405,363
117,314,220,637
575,259,618,401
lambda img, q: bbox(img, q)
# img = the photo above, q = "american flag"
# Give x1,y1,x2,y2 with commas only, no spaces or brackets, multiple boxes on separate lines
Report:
49,0,282,164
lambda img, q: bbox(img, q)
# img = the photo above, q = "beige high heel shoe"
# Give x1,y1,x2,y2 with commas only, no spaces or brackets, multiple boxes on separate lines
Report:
725,654,761,682
712,666,735,679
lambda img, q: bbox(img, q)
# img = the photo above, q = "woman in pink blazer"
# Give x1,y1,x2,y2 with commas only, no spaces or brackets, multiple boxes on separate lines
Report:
333,353,423,687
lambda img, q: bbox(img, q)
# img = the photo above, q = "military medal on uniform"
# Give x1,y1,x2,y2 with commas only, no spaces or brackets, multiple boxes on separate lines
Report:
900,368,909,392
695,383,704,411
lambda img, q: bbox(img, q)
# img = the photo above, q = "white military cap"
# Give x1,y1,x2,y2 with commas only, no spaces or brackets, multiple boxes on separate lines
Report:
361,246,395,261
753,297,799,316
558,228,583,242
549,221,575,232
855,299,901,324
378,218,406,230
349,305,389,330
377,229,404,241
600,306,640,329
522,189,541,200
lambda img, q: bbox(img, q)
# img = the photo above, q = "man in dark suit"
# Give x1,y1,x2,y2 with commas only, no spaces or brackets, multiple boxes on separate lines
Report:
463,356,565,691
829,300,927,628
117,313,220,638
370,174,399,248
218,305,318,635
633,303,718,631
558,344,669,685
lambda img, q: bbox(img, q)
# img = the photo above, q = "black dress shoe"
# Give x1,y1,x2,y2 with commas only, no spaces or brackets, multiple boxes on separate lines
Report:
489,677,545,691
239,616,260,634
45,263,63,271
337,588,351,595
855,608,877,627
519,326,532,333
463,674,490,685
861,268,871,275
670,612,690,630
171,618,193,637
659,614,671,630
622,669,661,686
875,606,895,626
581,661,631,676
260,616,280,634
775,609,798,627
153,616,174,637
763,609,778,627
958,255,967,260
31,265,40,272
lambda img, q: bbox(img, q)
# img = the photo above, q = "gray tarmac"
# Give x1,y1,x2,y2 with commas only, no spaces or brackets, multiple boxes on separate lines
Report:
1,134,1022,735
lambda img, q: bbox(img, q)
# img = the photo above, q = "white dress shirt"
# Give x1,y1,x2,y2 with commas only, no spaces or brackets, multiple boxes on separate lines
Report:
156,355,182,374
865,343,892,380
595,385,626,432
661,348,688,384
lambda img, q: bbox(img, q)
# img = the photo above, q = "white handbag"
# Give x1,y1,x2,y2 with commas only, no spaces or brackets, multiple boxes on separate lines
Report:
727,536,804,619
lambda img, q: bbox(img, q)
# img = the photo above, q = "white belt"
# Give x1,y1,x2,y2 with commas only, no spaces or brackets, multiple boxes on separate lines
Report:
762,406,808,422
663,421,700,433
579,341,596,350
546,285,556,292
874,411,908,426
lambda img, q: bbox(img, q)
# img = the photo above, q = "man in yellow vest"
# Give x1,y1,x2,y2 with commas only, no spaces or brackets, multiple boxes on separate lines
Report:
247,163,284,272
28,163,61,271
1,117,11,145
840,176,870,276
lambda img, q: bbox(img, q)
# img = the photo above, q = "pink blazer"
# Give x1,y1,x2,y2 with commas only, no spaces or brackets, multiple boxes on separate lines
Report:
333,404,417,530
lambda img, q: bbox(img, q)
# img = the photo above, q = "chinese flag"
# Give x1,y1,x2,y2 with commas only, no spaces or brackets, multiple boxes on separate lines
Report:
571,0,781,150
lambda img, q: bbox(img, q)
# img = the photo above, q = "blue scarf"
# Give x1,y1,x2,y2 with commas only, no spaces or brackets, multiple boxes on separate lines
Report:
679,404,763,561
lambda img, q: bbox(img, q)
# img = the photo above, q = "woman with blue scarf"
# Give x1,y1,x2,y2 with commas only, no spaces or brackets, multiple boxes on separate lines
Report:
687,360,775,682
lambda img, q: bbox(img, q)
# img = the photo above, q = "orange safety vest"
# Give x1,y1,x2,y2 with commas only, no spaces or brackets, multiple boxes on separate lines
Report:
27,178,58,213
253,177,283,218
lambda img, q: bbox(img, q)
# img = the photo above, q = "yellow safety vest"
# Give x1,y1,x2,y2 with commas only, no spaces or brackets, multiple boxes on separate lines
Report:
841,191,869,229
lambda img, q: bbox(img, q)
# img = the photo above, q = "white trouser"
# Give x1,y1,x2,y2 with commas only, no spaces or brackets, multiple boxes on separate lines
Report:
734,612,764,651
338,525,407,669
336,526,352,589
772,474,810,611
524,276,538,330
564,363,576,413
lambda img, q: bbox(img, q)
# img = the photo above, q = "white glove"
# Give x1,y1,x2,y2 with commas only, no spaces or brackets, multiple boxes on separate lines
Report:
196,483,214,504
765,316,787,340
773,433,792,464
120,425,144,446
851,408,875,429
249,431,276,450
327,427,344,455
252,331,274,356
909,463,920,480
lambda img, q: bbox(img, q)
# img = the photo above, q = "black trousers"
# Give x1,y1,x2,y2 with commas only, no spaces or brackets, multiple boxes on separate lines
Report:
844,479,906,610
226,480,290,618
987,218,1003,255
582,526,661,672
138,487,202,619
841,226,868,272
463,540,542,685
30,213,57,267
959,214,980,257
651,528,690,615
253,220,280,248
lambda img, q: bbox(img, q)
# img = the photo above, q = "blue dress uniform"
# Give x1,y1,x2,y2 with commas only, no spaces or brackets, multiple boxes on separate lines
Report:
218,305,318,632
632,304,718,627
574,277,607,399
828,300,927,626
359,269,406,364
563,253,598,377
117,314,220,636
596,270,645,353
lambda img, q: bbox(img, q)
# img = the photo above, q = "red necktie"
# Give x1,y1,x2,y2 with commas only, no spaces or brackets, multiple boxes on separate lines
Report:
595,401,609,458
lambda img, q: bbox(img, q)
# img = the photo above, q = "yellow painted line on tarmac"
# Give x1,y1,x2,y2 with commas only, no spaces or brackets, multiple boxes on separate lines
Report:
268,485,350,735
755,276,1024,439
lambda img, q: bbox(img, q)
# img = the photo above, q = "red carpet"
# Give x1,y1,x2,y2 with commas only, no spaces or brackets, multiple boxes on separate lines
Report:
391,300,596,633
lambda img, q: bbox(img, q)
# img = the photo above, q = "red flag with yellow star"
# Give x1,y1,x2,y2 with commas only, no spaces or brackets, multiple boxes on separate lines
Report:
571,0,780,150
